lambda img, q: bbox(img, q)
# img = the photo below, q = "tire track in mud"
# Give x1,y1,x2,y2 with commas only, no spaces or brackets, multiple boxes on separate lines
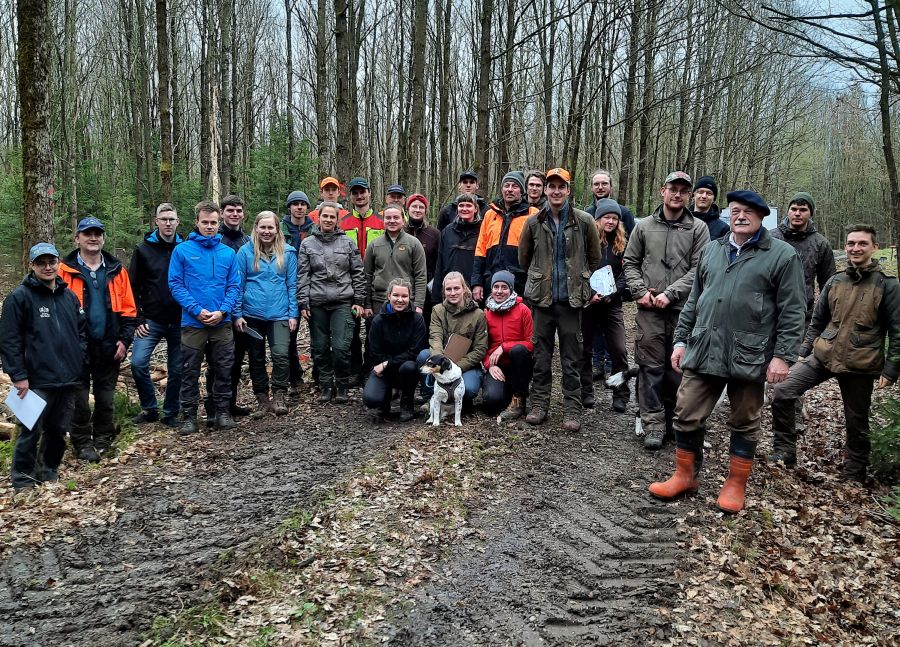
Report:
0,410,402,647
382,403,684,646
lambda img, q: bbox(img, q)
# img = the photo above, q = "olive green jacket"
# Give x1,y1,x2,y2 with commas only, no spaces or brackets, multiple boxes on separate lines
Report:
674,228,806,382
428,297,489,373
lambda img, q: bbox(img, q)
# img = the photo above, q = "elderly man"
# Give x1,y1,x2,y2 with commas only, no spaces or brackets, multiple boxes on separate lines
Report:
649,190,805,513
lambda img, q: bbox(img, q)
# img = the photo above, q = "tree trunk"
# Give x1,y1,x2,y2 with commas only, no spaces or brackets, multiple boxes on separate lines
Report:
156,0,173,202
135,0,154,210
401,0,427,188
618,0,641,207
18,0,54,264
437,0,451,201
285,0,295,163
334,0,352,180
219,0,233,196
474,0,494,179
315,0,329,176
635,1,657,217
62,0,78,231
496,0,516,179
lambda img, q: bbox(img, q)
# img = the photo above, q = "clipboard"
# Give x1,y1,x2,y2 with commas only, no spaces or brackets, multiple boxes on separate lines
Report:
443,334,472,363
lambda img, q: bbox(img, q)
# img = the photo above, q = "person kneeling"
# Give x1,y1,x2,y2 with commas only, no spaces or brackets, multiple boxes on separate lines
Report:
482,271,534,421
363,279,427,422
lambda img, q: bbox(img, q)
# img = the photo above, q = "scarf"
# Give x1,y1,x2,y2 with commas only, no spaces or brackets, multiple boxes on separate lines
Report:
486,292,518,312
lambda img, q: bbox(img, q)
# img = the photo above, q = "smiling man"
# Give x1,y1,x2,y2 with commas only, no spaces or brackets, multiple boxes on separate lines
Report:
649,190,805,513
623,171,710,450
770,224,900,482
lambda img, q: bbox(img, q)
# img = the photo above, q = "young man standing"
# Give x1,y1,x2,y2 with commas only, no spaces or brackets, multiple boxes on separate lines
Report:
690,175,729,240
129,203,183,427
0,243,86,490
770,225,900,481
471,171,538,300
437,170,489,231
649,191,805,513
519,167,601,431
525,171,546,209
309,177,349,224
168,201,242,435
623,171,710,450
59,217,138,461
282,189,318,393
586,169,635,235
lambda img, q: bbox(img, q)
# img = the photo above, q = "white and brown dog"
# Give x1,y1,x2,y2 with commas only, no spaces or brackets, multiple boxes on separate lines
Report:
420,354,465,427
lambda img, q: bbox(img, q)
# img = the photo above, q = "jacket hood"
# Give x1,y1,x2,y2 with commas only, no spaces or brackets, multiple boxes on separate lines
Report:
380,301,416,318
146,229,184,245
312,228,344,241
188,231,224,247
23,273,68,294
845,258,881,282
778,218,819,239
283,213,316,233
443,295,478,314
488,198,531,218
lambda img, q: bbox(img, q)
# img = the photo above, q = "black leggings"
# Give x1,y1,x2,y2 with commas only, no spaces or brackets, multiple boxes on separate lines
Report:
362,360,419,412
482,344,533,414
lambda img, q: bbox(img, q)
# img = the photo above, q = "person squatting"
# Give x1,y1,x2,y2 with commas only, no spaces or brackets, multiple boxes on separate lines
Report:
2,171,897,517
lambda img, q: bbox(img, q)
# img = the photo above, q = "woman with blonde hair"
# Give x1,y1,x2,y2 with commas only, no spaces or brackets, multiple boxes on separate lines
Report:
581,199,630,413
234,211,298,417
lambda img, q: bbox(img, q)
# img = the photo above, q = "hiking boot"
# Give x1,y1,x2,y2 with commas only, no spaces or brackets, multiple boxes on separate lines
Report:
717,455,754,513
230,404,252,417
582,393,595,409
273,391,288,415
288,379,303,397
368,408,387,424
649,448,700,500
399,399,416,422
179,417,199,436
76,445,101,463
525,407,547,425
767,448,796,467
840,462,867,484
161,414,180,428
644,427,666,450
333,387,349,404
562,418,581,432
131,409,159,424
215,412,237,430
498,395,525,422
250,393,272,419
318,387,334,404
612,393,628,413
96,444,118,459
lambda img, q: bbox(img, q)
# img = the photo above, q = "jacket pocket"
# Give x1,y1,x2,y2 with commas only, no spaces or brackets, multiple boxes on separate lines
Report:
681,326,709,372
731,331,768,382
846,329,884,373
524,269,545,304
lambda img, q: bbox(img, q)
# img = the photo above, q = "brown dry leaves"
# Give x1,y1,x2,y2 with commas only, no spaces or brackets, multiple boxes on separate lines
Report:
664,382,900,646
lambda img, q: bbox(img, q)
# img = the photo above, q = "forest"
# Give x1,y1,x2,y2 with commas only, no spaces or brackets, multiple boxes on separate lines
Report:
2,0,899,262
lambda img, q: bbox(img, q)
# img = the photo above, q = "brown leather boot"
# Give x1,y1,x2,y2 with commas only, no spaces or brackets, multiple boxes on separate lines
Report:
498,395,525,422
250,393,272,419
649,448,700,500
717,455,754,513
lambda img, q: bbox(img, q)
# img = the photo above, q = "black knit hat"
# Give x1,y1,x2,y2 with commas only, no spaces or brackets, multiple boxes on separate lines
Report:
694,175,718,198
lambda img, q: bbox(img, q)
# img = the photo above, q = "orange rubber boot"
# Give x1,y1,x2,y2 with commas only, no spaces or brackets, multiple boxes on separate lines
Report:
717,455,754,513
649,448,699,500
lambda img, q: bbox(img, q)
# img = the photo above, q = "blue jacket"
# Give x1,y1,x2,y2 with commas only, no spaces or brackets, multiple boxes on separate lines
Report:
168,232,241,328
233,242,299,321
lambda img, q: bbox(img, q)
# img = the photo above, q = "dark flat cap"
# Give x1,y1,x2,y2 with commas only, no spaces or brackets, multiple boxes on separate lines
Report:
726,190,770,217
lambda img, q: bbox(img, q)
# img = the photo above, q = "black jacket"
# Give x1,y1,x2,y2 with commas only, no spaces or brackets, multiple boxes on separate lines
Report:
218,223,251,252
432,217,482,302
586,200,636,235
405,219,442,280
693,204,730,240
597,230,629,307
436,196,489,231
367,304,427,374
129,230,183,325
0,275,86,388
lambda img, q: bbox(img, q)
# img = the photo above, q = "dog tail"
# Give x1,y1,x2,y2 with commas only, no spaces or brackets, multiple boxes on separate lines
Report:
606,365,639,388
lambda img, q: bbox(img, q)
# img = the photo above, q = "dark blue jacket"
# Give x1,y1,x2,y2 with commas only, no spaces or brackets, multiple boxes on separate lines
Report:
694,204,730,240
0,275,87,388
129,230,183,325
168,232,241,328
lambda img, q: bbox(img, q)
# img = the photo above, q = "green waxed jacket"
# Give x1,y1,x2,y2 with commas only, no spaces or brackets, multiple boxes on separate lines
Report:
674,228,807,382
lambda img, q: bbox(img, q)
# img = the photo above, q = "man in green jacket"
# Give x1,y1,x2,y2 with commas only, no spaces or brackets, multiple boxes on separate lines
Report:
649,190,806,513
519,167,601,432
770,224,900,481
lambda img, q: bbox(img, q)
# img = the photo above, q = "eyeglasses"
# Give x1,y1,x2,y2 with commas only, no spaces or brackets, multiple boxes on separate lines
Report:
157,217,178,224
32,259,59,268
666,186,691,196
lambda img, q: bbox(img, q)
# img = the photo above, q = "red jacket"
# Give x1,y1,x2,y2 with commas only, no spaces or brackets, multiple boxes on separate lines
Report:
484,297,534,369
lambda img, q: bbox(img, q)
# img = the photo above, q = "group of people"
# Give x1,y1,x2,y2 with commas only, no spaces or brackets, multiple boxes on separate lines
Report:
2,169,898,516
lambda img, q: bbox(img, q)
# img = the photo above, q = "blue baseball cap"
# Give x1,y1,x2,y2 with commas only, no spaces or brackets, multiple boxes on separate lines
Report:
76,217,105,232
726,190,770,218
386,183,406,196
347,177,369,191
29,242,60,262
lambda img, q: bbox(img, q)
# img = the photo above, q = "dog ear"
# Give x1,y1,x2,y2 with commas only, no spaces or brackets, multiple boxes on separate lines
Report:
442,357,453,371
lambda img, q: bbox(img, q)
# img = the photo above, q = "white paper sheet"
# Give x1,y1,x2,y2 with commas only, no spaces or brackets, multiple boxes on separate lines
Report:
4,388,47,431
590,265,616,297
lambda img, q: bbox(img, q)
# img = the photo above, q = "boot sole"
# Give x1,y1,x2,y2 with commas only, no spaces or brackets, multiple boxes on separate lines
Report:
648,484,699,501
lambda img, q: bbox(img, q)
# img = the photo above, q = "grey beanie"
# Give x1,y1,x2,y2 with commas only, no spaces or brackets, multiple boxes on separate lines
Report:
594,198,622,219
491,270,515,290
286,190,310,208
789,191,815,215
501,171,526,197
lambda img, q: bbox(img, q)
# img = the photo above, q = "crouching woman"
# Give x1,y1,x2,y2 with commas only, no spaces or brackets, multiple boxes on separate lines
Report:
363,278,427,422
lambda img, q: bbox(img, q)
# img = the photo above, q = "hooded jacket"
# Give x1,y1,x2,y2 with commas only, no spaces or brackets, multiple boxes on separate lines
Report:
804,260,900,380
428,296,489,373
437,196,489,231
471,198,538,293
129,230,183,326
0,274,87,388
586,200,636,235
218,223,251,252
367,304,428,374
364,231,428,310
592,228,629,307
622,206,711,310
281,214,318,248
674,228,806,382
518,205,603,308
692,204,730,240
770,219,836,320
483,297,534,369
432,216,482,302
58,249,138,355
297,230,366,309
234,242,299,321
168,232,241,328
405,218,441,280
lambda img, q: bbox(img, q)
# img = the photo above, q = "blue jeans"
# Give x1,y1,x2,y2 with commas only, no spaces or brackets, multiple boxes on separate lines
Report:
416,349,482,401
130,320,182,417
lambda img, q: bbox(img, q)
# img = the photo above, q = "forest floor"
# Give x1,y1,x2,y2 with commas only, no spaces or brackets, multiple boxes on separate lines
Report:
0,327,898,646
